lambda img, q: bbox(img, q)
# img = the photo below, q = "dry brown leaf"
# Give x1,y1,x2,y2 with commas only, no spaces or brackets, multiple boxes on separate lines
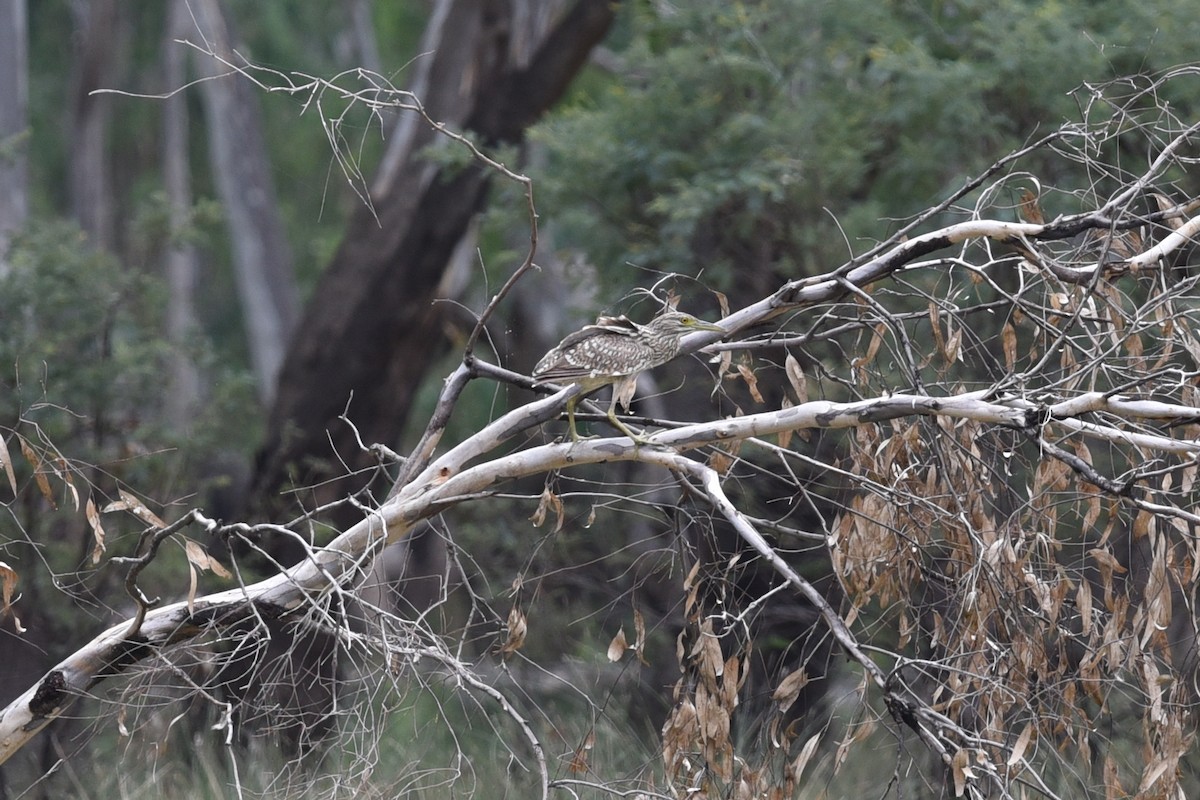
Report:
683,561,703,616
951,748,969,797
1126,331,1143,359
1077,578,1093,636
784,353,807,404
0,435,16,496
1132,507,1154,539
19,437,55,509
944,323,962,364
185,562,199,613
1152,192,1184,231
104,489,168,529
607,627,628,662
832,724,856,776
715,347,733,381
568,730,595,774
1108,229,1143,262
633,609,648,665
57,459,79,512
1007,723,1033,766
1082,492,1101,531
1138,755,1171,795
1103,754,1125,800
779,396,794,450
723,654,741,708
788,733,821,784
853,323,887,368
736,363,764,404
0,560,23,633
86,497,106,565
1002,322,1017,371
183,537,232,578
499,605,527,657
897,611,913,650
702,628,724,680
707,447,734,476
929,303,945,355
529,485,564,533
772,668,809,712
1017,189,1045,224
713,290,730,318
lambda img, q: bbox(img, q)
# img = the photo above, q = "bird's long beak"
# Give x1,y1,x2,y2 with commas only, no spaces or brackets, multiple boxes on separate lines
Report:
693,320,727,334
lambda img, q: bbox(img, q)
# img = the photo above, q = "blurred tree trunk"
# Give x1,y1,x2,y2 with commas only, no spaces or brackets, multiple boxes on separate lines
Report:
163,0,202,430
0,0,27,275
190,0,300,405
68,0,118,249
249,0,617,523
344,0,382,75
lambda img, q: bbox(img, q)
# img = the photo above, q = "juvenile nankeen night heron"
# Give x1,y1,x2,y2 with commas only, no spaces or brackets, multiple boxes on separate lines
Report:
533,310,726,442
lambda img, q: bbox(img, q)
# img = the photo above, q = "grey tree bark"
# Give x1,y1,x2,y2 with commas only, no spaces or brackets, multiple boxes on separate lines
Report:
68,0,118,249
190,0,300,405
344,0,382,75
0,0,28,275
163,0,203,430
250,0,618,522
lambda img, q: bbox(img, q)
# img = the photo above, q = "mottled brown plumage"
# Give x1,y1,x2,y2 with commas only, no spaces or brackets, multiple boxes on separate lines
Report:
534,311,725,442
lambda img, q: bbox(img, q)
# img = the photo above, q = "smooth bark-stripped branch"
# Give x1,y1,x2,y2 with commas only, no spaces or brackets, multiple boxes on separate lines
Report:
1001,395,1200,455
671,456,884,685
704,207,1199,347
416,204,1200,498
3,385,1199,764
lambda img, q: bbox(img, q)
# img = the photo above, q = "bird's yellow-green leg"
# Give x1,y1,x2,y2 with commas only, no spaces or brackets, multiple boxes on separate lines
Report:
565,396,581,442
605,399,654,446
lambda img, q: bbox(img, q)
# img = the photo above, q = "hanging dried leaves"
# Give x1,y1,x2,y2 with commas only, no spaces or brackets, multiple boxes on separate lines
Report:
1017,188,1045,224
0,435,16,496
498,605,527,658
19,437,55,509
182,537,232,613
103,489,168,529
86,497,106,565
607,627,627,662
771,668,809,713
1001,321,1018,371
529,484,565,533
784,353,807,404
736,363,765,404
0,560,23,633
568,730,595,774
632,608,649,665
852,322,888,369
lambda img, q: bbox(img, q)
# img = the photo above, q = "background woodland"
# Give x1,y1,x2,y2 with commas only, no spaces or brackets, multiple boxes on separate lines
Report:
5,1,1200,798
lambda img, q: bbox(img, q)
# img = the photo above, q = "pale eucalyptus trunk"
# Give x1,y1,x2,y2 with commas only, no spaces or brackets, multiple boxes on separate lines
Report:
190,0,300,405
0,0,28,276
162,0,203,430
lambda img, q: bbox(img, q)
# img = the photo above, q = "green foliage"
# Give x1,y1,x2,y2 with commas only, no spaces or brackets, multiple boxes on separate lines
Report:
531,0,1200,298
0,218,257,636
1,221,165,439
0,217,257,466
223,0,432,293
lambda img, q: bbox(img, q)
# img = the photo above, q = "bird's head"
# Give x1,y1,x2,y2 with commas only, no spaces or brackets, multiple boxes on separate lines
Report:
648,311,726,337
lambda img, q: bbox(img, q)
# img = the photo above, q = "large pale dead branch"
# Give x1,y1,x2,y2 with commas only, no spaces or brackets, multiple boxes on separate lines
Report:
4,371,1200,765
